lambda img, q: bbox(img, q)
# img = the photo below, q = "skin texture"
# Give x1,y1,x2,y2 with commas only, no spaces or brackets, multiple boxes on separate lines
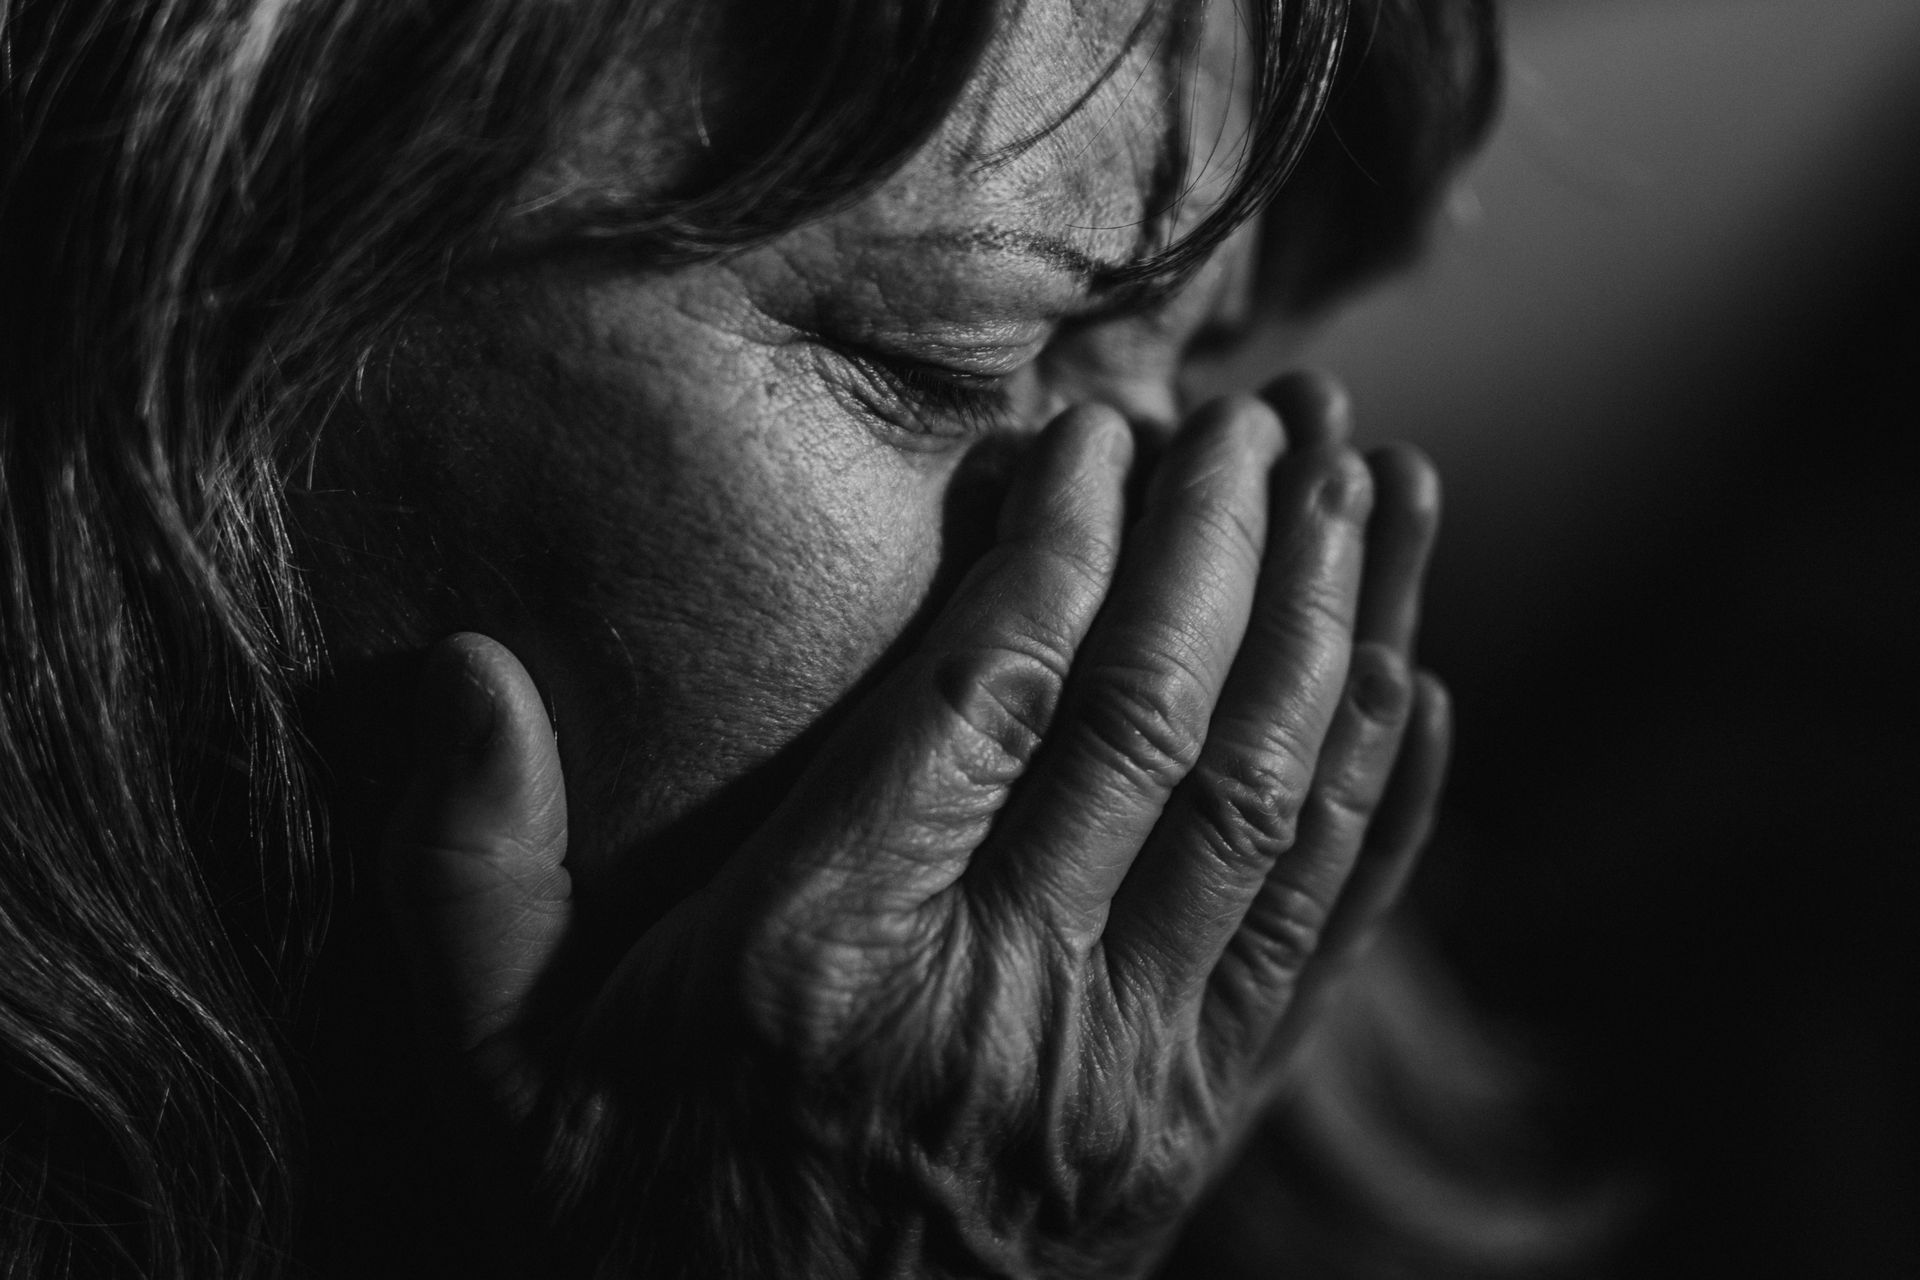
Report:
318,0,1265,922
316,1,1452,1274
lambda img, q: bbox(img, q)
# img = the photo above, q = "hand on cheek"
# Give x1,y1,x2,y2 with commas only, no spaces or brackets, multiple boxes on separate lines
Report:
382,375,1449,1277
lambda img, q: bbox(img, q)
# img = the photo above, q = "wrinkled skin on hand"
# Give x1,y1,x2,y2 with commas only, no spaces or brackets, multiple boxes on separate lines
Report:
383,377,1449,1278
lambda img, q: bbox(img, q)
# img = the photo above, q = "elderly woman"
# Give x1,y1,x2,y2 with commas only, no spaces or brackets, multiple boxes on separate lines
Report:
0,0,1521,1275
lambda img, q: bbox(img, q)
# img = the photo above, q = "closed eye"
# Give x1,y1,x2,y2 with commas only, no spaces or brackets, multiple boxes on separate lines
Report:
822,343,1023,441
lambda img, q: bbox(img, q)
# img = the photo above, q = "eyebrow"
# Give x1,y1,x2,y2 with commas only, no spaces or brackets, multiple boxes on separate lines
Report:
900,226,1113,278
894,226,1191,315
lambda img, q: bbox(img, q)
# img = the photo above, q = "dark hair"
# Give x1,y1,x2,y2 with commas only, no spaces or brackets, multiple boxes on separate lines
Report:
0,1,1500,1274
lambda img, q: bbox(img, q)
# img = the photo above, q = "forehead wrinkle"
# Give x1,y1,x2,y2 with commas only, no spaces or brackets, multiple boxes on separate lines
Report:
938,0,1214,276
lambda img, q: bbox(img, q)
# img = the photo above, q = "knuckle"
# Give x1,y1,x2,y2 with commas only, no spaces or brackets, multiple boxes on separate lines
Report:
1238,879,1329,979
934,645,1069,784
1074,651,1211,791
1345,642,1413,723
1309,447,1374,521
1186,740,1312,868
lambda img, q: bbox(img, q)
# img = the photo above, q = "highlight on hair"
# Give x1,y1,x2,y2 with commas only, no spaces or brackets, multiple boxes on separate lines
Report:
1,1,1505,1275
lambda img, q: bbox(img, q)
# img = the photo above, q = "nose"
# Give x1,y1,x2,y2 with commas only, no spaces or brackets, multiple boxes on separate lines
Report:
1039,313,1190,451
1076,367,1183,451
1039,218,1263,453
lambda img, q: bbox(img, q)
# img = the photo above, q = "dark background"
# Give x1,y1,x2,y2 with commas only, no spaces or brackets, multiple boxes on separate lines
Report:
1198,0,1920,1271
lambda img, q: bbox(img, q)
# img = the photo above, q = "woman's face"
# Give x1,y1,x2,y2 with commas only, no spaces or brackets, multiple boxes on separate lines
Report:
314,0,1266,926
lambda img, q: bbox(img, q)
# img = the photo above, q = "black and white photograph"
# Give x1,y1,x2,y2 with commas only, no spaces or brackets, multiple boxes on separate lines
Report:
2,0,1914,1275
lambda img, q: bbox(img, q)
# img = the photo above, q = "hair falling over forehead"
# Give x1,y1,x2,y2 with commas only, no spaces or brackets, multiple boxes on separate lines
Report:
0,0,1498,1274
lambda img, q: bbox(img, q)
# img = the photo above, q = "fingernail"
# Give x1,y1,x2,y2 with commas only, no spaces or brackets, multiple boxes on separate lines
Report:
1349,644,1411,720
1074,403,1135,470
418,642,498,762
1315,452,1373,519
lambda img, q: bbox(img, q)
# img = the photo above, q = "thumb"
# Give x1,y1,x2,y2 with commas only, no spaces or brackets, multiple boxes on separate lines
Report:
383,631,571,1097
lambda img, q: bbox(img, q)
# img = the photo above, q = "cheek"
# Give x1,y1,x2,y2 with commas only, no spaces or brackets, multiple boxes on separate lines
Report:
384,289,957,905
572,393,941,769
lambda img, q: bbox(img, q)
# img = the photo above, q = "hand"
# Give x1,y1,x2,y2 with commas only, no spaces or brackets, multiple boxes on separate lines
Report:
382,372,1450,1278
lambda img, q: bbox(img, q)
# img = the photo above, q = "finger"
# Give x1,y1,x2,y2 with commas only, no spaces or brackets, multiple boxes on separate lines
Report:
383,632,571,1095
1311,669,1451,971
977,395,1285,935
736,405,1132,903
1354,444,1441,656
1262,369,1353,452
1104,444,1371,998
1251,670,1451,1081
927,403,1135,670
1196,642,1414,1070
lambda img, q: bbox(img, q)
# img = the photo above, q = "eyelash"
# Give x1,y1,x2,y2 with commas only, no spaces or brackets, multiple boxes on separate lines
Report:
835,346,1019,440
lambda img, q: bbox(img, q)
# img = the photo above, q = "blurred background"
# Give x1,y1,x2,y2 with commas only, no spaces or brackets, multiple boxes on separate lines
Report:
1203,0,1920,1272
